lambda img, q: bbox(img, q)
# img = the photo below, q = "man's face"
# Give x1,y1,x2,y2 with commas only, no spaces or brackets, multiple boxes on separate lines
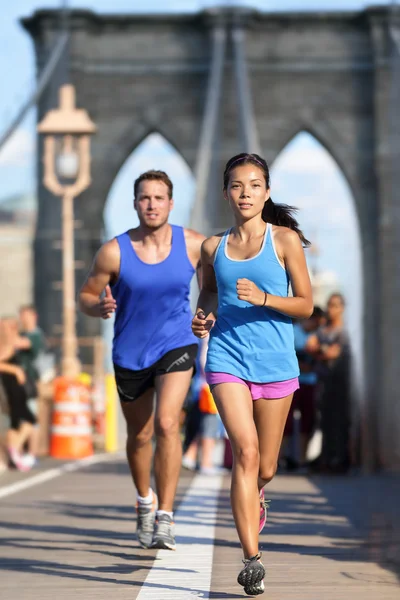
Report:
134,180,173,229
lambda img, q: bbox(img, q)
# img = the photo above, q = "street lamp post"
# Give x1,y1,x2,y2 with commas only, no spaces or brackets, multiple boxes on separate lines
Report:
38,84,97,379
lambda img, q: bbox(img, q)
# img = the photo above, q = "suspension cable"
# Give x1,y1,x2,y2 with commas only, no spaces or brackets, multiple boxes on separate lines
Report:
0,0,70,151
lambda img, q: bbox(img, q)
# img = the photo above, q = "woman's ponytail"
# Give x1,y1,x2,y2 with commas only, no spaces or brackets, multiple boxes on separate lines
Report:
262,199,310,247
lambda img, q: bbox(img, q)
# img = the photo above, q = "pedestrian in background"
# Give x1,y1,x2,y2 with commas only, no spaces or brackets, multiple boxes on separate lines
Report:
307,293,351,473
182,337,220,475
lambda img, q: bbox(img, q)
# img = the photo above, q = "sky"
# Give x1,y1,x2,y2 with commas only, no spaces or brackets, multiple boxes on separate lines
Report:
0,0,388,374
0,0,392,198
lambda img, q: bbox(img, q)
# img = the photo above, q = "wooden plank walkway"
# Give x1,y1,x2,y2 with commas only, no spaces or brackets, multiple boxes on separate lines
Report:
0,457,398,599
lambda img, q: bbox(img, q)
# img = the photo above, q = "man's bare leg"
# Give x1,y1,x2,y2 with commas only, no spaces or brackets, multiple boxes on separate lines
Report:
154,369,193,511
120,387,155,497
121,388,156,548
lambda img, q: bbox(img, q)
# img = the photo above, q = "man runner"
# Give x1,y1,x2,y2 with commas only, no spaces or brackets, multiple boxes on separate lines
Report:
79,170,204,550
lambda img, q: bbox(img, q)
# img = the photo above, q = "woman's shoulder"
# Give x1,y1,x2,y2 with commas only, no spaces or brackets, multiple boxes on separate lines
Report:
272,225,301,244
202,232,226,258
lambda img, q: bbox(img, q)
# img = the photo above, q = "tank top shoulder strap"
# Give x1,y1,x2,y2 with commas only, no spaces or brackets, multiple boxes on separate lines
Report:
264,222,286,270
170,224,186,259
214,229,231,263
169,225,194,271
170,224,184,250
116,230,132,253
114,231,136,282
264,222,272,247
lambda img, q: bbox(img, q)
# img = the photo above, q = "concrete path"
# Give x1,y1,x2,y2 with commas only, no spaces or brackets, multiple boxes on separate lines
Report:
0,457,398,599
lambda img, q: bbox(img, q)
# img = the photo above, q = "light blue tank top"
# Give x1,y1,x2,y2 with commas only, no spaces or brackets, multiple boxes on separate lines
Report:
206,223,299,383
111,225,198,371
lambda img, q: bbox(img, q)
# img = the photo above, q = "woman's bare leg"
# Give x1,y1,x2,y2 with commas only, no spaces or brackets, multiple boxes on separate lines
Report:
253,394,294,490
212,382,260,558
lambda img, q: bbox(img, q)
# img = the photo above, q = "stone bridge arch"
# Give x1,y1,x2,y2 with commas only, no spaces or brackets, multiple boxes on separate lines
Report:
23,6,400,469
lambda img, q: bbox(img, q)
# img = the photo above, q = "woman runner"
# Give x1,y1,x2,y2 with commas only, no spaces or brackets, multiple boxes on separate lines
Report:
191,153,313,595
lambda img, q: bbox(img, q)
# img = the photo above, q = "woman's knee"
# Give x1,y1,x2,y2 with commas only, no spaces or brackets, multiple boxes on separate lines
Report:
259,461,278,484
233,443,260,471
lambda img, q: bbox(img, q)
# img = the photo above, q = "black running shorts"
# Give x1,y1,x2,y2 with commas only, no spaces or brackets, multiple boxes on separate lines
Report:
114,344,198,403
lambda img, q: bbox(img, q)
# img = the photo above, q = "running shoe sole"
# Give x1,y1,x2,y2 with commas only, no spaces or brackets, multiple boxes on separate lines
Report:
150,538,176,551
237,561,265,588
245,580,265,596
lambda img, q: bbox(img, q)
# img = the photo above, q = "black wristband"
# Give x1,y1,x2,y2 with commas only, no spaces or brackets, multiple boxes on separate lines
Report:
262,292,268,307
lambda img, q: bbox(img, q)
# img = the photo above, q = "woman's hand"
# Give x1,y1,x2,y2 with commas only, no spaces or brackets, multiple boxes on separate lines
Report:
236,278,265,307
191,310,215,339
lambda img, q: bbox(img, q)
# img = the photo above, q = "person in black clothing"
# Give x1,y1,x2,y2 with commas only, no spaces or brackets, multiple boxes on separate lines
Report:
307,294,351,473
0,318,37,471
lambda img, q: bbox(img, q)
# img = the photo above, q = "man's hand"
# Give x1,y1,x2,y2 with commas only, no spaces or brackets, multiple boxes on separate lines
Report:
236,278,265,307
99,285,117,319
191,310,215,339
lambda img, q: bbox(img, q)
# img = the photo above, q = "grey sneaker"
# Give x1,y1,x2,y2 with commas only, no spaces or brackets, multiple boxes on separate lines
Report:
150,513,176,550
238,552,265,596
136,492,157,548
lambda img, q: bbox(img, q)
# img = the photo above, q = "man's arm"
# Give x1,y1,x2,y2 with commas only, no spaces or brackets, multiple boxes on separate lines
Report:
78,239,120,319
184,228,207,287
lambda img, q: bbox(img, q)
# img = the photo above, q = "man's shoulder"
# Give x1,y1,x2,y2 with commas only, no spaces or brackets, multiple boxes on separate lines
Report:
183,227,207,245
97,237,121,263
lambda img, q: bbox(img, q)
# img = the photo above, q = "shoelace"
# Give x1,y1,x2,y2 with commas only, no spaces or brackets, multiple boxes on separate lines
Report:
156,517,172,537
137,506,155,533
261,498,271,512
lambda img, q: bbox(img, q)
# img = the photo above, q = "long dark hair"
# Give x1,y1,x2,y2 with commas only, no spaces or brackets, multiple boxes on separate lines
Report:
223,153,311,247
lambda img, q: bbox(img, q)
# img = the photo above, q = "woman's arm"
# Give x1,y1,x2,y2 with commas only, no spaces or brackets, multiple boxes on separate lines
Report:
236,228,313,318
192,237,219,339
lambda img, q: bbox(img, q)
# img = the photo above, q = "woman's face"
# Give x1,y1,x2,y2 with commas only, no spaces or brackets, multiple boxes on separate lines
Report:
327,296,344,321
224,164,270,221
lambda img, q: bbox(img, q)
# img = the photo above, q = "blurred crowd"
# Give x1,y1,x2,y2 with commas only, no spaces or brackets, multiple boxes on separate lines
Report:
181,292,353,476
0,306,55,475
281,292,352,474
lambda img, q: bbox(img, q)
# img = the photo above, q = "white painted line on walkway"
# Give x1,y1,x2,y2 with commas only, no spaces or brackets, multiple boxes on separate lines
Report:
137,473,223,599
0,452,124,500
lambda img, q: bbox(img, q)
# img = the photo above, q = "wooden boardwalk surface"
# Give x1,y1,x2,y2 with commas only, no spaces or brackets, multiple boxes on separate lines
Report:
0,456,399,599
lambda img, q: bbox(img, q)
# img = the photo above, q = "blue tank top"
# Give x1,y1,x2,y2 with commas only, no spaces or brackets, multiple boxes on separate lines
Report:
111,225,198,370
206,223,299,383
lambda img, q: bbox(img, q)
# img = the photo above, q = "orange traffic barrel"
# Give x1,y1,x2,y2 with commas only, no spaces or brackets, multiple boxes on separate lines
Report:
198,383,218,414
50,376,93,459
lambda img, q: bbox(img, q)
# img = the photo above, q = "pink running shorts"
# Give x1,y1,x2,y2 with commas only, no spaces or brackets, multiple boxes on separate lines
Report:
205,372,299,401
